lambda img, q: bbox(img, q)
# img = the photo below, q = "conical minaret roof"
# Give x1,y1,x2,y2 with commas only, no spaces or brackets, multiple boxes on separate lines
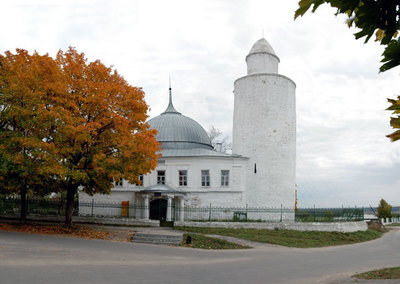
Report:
248,38,277,57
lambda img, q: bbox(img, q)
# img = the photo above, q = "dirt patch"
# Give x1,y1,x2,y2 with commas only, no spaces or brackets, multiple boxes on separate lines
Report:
0,222,134,242
97,227,134,242
367,220,385,232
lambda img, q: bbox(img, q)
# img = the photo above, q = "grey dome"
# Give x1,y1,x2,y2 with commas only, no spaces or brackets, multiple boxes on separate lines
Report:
148,88,213,150
248,38,277,57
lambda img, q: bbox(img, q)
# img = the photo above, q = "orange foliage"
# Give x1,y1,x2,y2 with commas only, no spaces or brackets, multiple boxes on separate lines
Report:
0,47,159,207
0,49,65,196
52,47,160,195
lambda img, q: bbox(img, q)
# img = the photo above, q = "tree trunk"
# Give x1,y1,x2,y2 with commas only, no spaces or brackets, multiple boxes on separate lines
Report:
20,187,27,224
65,185,77,226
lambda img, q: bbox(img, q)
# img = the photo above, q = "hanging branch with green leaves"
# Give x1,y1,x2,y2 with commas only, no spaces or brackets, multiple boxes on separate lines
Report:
295,0,400,141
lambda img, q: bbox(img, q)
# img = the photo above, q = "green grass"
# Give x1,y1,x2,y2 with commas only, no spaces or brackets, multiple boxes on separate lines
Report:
353,267,400,279
174,227,382,248
180,233,250,249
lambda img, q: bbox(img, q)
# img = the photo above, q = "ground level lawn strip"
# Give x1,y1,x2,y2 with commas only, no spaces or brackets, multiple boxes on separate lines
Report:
354,267,400,279
180,233,250,249
174,227,382,248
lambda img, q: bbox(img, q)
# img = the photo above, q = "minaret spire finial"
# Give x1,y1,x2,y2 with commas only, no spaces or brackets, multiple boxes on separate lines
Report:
169,76,172,104
162,76,181,114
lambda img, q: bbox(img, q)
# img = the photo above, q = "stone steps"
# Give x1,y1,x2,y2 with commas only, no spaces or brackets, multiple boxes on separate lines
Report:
131,233,182,245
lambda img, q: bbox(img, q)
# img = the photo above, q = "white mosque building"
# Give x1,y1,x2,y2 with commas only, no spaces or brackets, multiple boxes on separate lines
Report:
79,38,296,221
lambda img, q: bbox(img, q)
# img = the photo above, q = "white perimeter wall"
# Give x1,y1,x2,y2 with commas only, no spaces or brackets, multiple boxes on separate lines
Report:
174,221,368,232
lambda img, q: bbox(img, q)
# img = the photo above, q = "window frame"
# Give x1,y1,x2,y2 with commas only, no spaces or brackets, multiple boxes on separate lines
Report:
114,178,123,187
221,170,229,187
137,174,144,186
157,170,166,184
178,170,188,187
201,170,210,187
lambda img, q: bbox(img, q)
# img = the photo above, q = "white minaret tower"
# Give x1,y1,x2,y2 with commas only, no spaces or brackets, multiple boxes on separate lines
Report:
232,38,296,211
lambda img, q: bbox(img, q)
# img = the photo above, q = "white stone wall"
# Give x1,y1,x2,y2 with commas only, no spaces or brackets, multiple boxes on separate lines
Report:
381,217,400,224
22,215,160,227
233,48,296,209
79,190,136,204
174,221,368,232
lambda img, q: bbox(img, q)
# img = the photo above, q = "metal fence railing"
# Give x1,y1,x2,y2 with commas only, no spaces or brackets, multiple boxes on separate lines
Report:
78,201,146,219
181,205,294,222
0,196,365,223
0,197,79,216
295,207,364,222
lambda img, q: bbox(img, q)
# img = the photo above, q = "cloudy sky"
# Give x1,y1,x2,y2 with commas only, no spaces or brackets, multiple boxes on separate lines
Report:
1,0,399,207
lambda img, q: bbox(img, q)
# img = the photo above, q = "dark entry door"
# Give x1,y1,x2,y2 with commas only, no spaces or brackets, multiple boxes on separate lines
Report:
150,199,167,220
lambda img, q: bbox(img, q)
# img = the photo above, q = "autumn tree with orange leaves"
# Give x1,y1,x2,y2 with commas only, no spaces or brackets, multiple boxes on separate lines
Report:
54,48,159,225
0,50,64,223
0,48,160,225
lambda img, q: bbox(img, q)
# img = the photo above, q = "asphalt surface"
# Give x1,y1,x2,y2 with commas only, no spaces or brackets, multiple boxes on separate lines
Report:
0,228,399,284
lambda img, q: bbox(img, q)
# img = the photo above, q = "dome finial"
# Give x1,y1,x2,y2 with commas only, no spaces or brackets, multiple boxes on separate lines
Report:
162,77,181,114
169,76,172,102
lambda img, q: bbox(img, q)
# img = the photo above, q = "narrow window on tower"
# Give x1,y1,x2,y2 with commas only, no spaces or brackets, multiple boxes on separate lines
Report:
157,170,165,184
201,170,210,187
254,163,257,174
221,170,229,186
179,170,188,186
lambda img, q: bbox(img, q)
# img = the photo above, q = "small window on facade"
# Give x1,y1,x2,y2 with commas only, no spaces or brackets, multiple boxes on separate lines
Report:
157,170,165,184
115,178,123,187
201,170,210,187
221,170,229,186
133,174,143,186
179,170,187,186
134,174,144,186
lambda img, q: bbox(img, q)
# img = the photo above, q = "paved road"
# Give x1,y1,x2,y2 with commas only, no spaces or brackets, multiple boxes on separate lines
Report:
0,229,399,284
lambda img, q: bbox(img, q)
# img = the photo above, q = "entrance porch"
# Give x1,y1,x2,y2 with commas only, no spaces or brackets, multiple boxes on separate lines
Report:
136,184,185,221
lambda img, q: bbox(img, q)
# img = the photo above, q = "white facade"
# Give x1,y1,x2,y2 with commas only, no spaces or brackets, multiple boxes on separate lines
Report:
79,38,296,221
80,155,248,216
81,156,247,204
150,156,247,207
